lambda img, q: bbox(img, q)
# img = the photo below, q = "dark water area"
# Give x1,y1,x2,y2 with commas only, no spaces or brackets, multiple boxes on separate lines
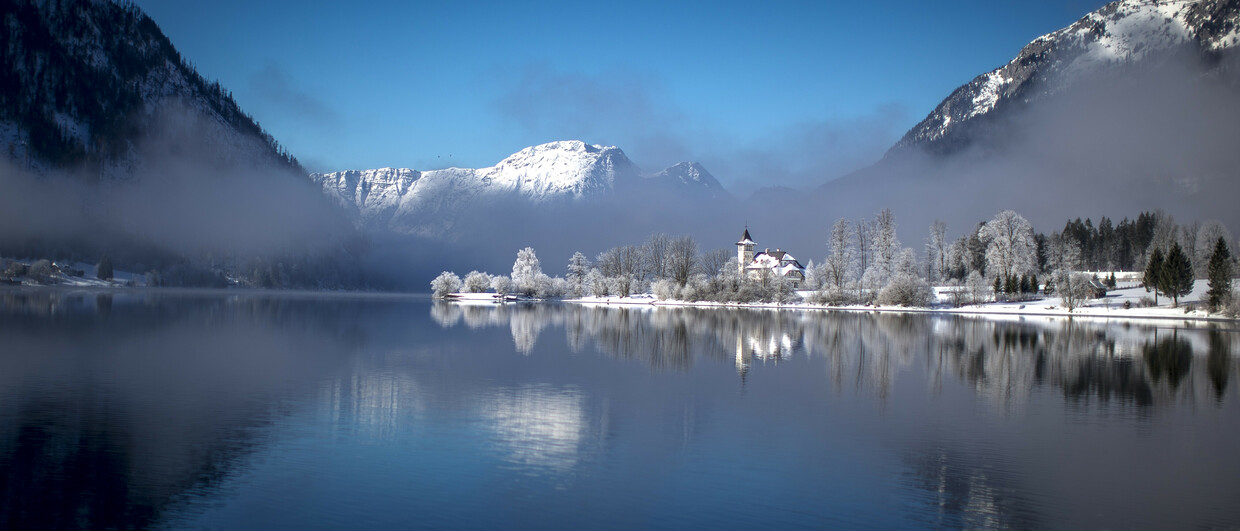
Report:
1,289,1238,529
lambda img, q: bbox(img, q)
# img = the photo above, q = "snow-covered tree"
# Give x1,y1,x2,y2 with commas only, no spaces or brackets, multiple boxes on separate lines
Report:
944,237,971,280
926,220,947,283
825,218,855,291
854,218,873,276
596,245,641,296
1047,232,1082,274
584,268,608,297
511,247,543,296
872,208,900,280
980,210,1036,282
462,270,491,292
430,271,461,298
652,278,678,300
566,251,590,297
895,248,919,277
1149,210,1178,257
1195,221,1232,276
878,272,933,307
491,274,511,296
642,233,672,281
667,235,698,286
965,270,990,305
1053,270,1093,312
700,248,732,280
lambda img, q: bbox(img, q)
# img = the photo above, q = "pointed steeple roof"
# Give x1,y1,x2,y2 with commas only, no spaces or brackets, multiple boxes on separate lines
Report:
737,228,754,246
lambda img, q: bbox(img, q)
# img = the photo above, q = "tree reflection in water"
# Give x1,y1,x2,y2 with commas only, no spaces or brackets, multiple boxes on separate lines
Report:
434,301,1240,409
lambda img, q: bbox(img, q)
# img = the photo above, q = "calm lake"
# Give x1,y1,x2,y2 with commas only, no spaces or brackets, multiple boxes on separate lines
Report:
1,289,1238,529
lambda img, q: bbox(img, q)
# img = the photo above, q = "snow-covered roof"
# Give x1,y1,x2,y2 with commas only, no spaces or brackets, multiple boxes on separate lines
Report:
737,228,754,245
747,250,806,277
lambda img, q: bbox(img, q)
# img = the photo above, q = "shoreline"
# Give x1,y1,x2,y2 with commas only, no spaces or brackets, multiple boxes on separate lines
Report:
559,296,1240,325
6,284,1235,325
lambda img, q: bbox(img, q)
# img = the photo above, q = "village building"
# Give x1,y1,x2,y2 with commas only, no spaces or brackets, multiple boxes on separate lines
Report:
736,228,807,286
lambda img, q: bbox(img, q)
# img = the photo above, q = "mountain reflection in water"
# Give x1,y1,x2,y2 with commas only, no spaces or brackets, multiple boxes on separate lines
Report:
1,290,1237,529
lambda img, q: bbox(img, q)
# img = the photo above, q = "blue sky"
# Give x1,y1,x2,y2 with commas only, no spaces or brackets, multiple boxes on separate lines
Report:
135,0,1108,193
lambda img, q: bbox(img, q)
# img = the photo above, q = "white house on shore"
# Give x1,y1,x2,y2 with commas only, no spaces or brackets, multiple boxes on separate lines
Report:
736,228,806,286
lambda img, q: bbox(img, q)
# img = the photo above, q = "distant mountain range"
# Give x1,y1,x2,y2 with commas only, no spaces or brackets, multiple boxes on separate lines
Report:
312,140,728,239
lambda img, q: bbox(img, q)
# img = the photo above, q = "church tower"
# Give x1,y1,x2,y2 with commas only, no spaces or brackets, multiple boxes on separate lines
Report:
736,228,755,275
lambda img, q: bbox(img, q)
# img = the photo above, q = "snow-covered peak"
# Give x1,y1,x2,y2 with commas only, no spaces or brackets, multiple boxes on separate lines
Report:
484,140,635,197
644,161,729,199
311,141,726,237
892,0,1240,154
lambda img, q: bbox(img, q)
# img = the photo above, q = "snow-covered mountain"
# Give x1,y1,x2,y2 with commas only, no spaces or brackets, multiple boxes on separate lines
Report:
0,0,360,288
891,0,1240,156
644,162,729,200
313,141,728,237
740,0,1240,257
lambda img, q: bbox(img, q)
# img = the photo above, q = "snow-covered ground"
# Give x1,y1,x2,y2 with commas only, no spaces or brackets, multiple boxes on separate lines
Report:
1,258,146,287
563,279,1236,323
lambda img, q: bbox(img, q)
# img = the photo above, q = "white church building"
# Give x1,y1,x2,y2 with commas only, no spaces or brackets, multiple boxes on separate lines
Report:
736,228,806,286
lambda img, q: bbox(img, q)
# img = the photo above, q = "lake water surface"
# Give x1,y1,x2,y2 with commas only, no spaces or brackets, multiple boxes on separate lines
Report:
1,289,1238,529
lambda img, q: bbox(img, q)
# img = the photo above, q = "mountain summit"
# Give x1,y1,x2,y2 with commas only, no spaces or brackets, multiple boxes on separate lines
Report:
313,141,727,238
891,0,1240,156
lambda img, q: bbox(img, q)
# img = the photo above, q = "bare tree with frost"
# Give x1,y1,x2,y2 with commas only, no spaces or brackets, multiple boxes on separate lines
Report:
980,210,1036,282
926,220,947,283
824,218,855,291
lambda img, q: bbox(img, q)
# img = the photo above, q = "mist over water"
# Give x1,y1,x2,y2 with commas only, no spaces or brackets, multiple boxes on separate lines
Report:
2,290,1238,529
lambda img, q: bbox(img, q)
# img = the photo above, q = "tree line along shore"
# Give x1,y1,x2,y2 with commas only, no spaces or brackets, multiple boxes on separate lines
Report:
433,209,1239,318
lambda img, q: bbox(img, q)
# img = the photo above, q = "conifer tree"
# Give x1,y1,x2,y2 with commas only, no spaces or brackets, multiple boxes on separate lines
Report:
1206,237,1233,312
1163,242,1194,308
96,254,113,281
1144,248,1165,305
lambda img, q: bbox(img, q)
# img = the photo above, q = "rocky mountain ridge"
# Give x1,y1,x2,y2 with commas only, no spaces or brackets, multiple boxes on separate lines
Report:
312,140,727,237
890,0,1240,156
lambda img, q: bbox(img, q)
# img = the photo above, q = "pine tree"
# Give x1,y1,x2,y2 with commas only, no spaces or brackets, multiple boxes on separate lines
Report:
1163,242,1194,308
1144,248,1165,305
96,254,113,281
1206,237,1233,312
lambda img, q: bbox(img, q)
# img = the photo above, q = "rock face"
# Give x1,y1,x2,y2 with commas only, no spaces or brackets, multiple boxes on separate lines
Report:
891,0,1240,156
313,141,728,238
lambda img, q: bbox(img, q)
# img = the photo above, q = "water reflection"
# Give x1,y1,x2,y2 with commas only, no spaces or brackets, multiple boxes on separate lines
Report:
0,289,366,529
435,301,1240,409
484,385,587,472
2,290,1237,529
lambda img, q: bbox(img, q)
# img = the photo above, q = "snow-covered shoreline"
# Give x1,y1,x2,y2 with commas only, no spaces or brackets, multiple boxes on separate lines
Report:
553,280,1239,324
